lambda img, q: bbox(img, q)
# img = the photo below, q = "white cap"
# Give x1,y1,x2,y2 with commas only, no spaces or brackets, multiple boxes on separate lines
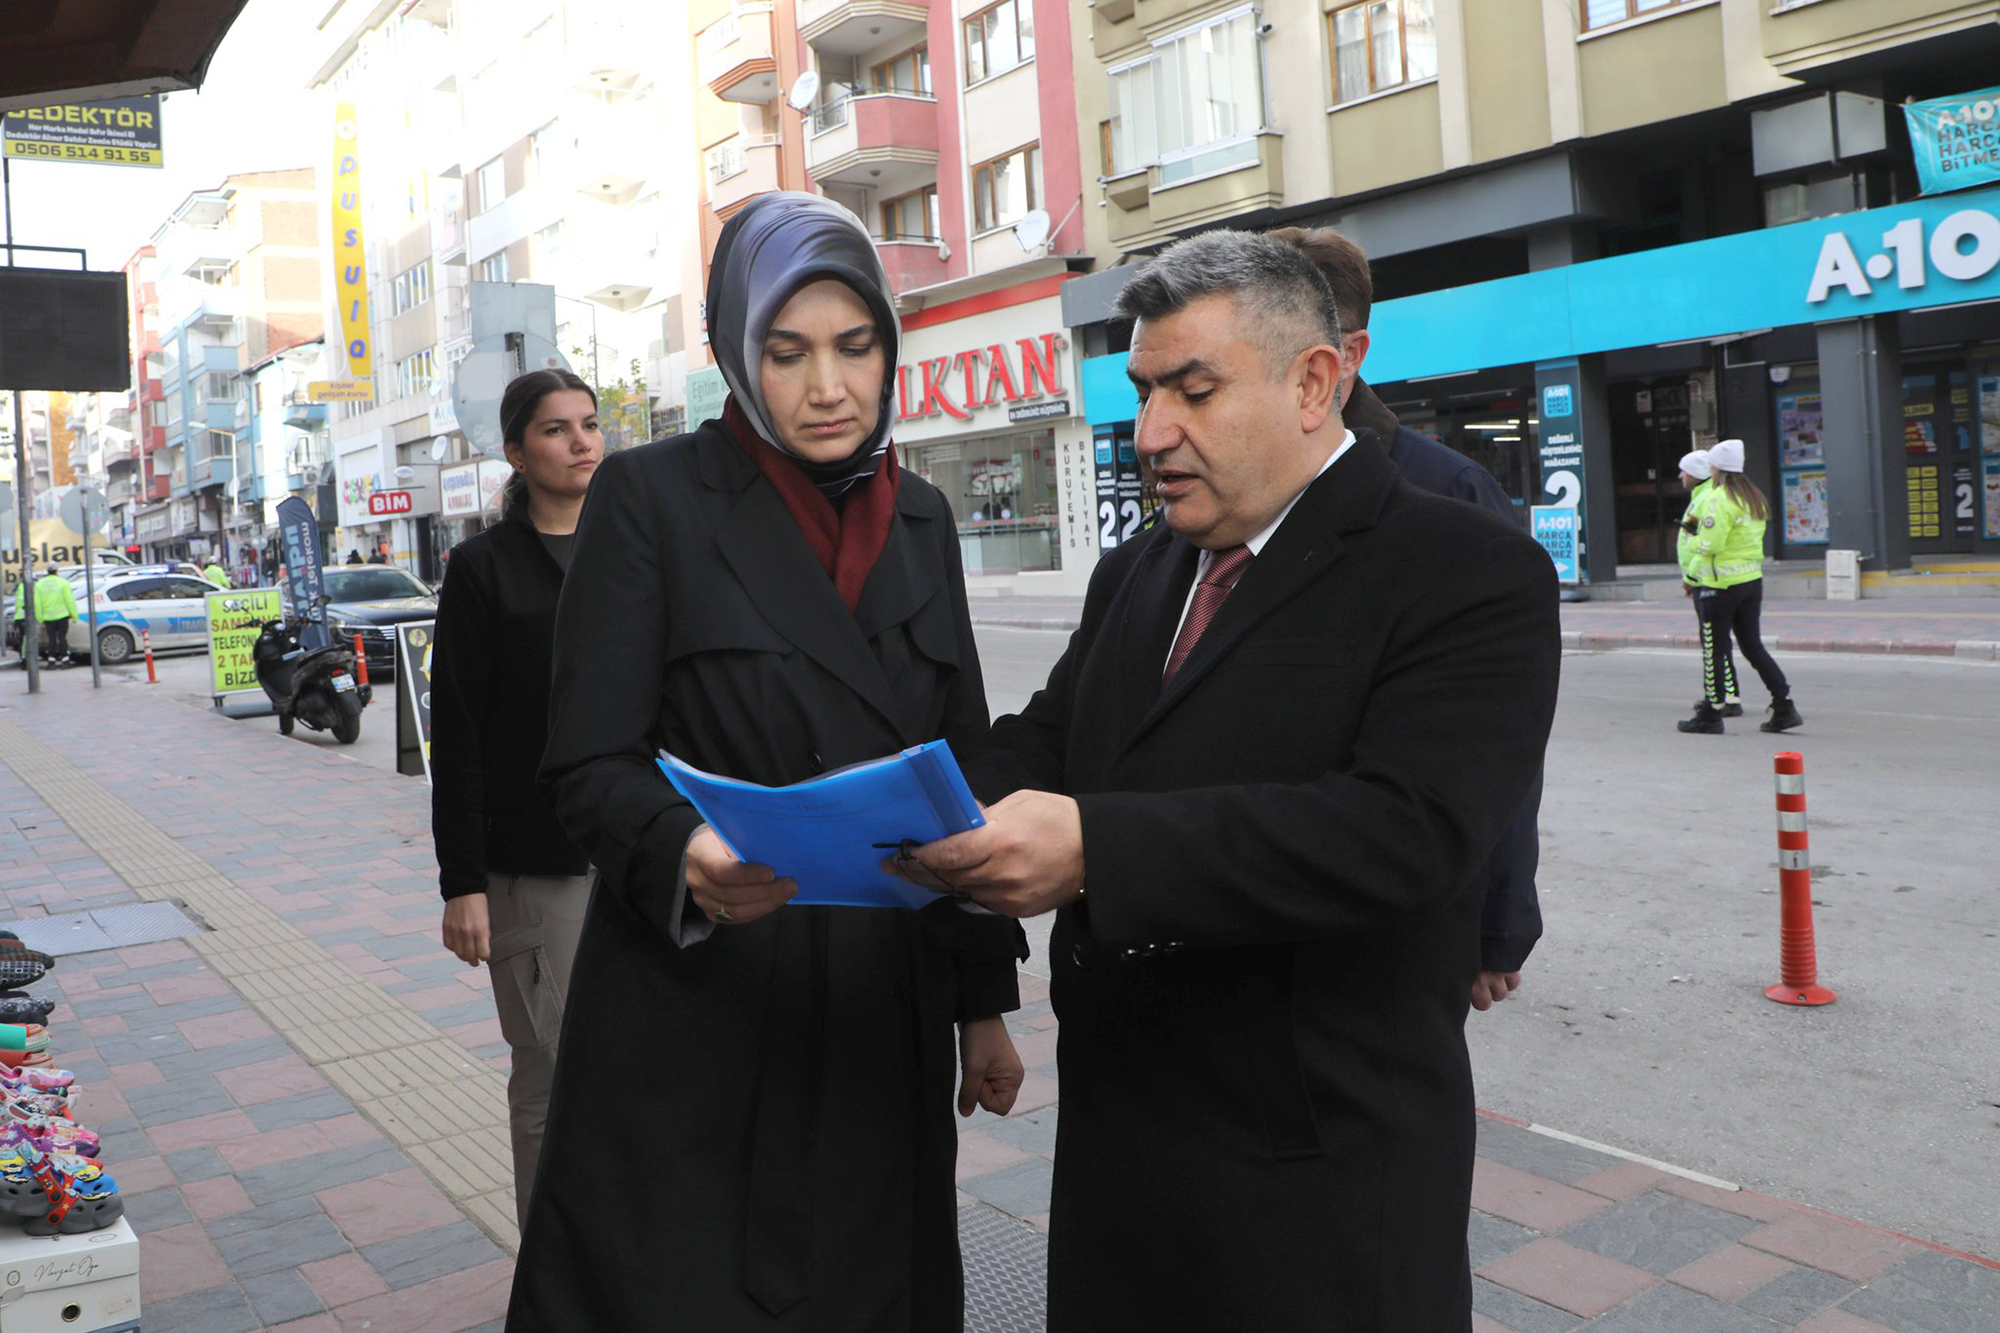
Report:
1678,449,1712,480
1707,438,1746,473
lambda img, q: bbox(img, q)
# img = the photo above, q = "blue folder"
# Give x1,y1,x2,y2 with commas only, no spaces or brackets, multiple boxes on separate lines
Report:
655,741,987,910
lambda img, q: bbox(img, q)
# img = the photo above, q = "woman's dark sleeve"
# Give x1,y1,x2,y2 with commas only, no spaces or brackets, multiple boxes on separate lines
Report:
933,503,1027,1019
429,550,494,901
537,449,701,936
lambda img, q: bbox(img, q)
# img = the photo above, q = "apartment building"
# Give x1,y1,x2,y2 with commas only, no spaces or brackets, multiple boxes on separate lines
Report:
118,246,169,554
1063,0,2000,578
309,0,696,574
144,170,324,564
690,0,1102,592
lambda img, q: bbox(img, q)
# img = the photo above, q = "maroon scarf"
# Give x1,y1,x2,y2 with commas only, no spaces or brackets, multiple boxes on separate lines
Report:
723,397,900,614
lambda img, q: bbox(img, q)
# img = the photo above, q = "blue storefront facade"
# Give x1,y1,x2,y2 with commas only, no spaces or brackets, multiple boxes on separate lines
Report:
1074,185,2000,583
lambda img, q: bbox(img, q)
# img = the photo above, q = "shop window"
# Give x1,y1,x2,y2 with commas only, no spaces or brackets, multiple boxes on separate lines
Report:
973,144,1041,233
964,0,1034,85
1330,0,1436,105
1108,8,1265,181
1582,0,1701,30
880,187,939,242
871,46,931,96
905,431,1063,574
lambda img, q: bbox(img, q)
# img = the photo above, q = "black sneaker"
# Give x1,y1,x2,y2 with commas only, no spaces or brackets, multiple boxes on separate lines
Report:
1760,698,1803,733
1678,703,1724,735
1721,701,1744,718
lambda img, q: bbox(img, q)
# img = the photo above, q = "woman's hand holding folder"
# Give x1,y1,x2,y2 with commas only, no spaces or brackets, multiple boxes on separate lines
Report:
686,827,799,927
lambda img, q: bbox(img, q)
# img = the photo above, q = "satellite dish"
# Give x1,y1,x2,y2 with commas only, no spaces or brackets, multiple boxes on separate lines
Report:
787,71,821,112
394,465,416,482
1013,209,1050,253
303,464,322,486
936,240,951,262
430,436,449,462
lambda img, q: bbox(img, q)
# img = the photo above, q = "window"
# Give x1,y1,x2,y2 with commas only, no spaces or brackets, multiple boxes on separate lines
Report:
880,186,939,241
390,260,432,315
871,46,931,95
706,140,746,185
478,251,510,283
529,122,556,182
1583,0,1699,29
474,155,506,214
537,222,565,269
964,0,1033,84
395,349,439,399
1331,1,1436,103
973,143,1040,233
1107,9,1265,180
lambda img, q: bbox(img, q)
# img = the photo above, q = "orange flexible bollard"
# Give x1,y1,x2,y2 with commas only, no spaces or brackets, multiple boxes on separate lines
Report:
353,632,369,689
141,629,157,685
1766,752,1834,1006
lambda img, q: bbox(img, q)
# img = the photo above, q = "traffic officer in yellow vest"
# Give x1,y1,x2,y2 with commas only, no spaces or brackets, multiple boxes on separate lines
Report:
30,566,80,669
1680,439,1802,735
1676,449,1740,717
202,556,231,589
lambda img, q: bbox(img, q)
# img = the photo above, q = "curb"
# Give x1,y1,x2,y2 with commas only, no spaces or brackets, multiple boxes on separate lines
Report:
1555,630,2000,660
968,613,2000,661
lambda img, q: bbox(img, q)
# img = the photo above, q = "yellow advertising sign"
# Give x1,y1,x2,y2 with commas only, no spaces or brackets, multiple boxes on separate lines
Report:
2,517,93,597
331,105,374,382
205,587,284,695
1,96,164,168
309,380,375,403
49,395,74,487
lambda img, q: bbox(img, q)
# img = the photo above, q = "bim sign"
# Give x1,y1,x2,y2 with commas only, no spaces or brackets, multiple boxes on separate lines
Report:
367,491,414,517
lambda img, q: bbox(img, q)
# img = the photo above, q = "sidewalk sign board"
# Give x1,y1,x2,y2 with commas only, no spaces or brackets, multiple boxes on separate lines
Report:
205,587,283,714
1531,506,1580,584
395,619,435,782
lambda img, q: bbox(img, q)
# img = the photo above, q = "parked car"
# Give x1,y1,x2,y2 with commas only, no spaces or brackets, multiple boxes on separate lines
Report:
61,569,228,664
319,565,438,680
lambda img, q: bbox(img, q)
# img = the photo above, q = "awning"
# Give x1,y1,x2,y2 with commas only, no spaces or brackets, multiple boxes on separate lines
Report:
0,0,252,114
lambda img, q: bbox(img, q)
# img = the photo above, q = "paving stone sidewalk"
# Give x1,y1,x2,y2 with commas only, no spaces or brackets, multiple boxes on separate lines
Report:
3,677,1996,1331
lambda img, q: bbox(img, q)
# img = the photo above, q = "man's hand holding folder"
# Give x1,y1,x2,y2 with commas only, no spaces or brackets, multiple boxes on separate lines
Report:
885,790,1087,920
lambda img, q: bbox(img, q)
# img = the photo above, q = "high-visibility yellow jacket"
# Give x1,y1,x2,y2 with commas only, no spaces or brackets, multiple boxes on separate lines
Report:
1689,484,1767,589
1676,481,1712,584
203,562,231,588
32,573,80,622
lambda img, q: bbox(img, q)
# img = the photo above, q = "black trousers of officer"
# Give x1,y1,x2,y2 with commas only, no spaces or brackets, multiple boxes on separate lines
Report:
1696,581,1787,705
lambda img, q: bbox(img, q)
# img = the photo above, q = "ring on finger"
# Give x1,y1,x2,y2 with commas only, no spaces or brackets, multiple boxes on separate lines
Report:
713,903,733,924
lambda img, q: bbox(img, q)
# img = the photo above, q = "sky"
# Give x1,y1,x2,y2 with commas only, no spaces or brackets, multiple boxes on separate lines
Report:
4,0,321,272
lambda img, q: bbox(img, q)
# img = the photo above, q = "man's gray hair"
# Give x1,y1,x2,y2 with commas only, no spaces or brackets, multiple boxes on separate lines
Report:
1113,229,1343,375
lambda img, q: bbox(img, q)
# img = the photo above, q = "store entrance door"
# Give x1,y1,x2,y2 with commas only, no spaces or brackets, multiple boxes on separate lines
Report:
1609,378,1693,566
1901,364,1978,554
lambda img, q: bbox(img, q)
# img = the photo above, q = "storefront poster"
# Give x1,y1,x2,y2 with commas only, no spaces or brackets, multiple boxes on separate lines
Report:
1984,462,2000,538
1904,85,2000,197
1530,506,1580,584
1533,360,1594,582
1981,375,2000,453
1783,470,1830,545
1777,391,1824,466
1953,462,1977,541
397,621,436,782
205,588,284,697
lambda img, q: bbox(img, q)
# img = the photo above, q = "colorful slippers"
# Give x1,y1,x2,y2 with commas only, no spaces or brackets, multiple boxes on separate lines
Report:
0,1063,73,1096
0,1118,98,1160
0,950,52,989
0,1143,122,1235
0,1025,48,1055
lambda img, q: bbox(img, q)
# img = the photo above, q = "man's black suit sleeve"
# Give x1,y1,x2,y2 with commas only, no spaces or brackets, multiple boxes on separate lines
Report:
1078,534,1560,950
537,449,701,936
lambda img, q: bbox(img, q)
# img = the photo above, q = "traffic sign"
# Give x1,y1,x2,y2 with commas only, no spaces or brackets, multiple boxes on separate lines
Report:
452,333,570,459
58,485,109,534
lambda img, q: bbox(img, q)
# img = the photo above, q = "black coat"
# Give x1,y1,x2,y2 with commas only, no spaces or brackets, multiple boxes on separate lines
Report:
508,423,1022,1332
1346,378,1545,972
429,506,589,900
964,433,1561,1331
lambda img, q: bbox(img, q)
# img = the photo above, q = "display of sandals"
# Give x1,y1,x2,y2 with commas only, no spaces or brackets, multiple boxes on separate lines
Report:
0,937,122,1235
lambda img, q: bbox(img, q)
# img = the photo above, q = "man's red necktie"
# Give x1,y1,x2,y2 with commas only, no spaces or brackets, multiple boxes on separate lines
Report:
1162,544,1252,687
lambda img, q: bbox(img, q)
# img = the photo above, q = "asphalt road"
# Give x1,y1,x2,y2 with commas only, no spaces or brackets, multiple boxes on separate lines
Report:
969,628,2000,1262
18,629,1997,1257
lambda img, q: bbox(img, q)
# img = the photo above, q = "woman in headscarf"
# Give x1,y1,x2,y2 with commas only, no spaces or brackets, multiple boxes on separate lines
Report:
507,193,1026,1331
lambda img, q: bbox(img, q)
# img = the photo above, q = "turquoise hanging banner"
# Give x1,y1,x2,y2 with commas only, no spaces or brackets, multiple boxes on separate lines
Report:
1905,85,2000,196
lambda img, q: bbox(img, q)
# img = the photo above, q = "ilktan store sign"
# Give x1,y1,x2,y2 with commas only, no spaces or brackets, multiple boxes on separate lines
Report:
894,333,1068,426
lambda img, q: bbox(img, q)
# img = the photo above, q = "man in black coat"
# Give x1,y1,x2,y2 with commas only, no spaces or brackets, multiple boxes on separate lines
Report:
1270,225,1546,1004
898,231,1560,1330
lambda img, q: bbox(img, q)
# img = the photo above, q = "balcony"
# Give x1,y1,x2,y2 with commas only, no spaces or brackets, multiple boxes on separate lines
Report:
284,390,329,429
565,14,659,96
567,98,656,200
187,453,234,491
698,5,778,104
190,289,241,338
432,202,467,266
1106,131,1285,254
877,239,950,296
706,135,783,215
198,343,239,375
799,0,927,57
1759,0,1991,78
805,94,937,195
143,474,170,502
563,208,660,311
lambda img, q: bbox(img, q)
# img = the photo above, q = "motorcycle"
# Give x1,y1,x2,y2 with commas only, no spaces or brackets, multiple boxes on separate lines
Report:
251,619,371,744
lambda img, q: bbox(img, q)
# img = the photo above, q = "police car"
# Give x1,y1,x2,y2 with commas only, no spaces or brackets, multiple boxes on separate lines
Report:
55,566,227,664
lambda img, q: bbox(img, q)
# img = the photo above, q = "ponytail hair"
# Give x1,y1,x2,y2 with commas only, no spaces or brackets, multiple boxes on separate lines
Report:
1717,471,1769,522
498,369,596,515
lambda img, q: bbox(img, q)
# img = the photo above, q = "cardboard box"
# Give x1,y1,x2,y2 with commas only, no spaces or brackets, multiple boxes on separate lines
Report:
0,1217,140,1332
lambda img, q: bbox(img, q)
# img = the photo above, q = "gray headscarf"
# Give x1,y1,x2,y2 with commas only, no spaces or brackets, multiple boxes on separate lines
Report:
706,191,902,495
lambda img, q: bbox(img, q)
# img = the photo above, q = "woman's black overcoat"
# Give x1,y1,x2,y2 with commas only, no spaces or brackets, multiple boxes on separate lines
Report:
505,423,1020,1331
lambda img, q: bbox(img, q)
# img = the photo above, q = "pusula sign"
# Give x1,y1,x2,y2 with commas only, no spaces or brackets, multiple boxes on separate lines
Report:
896,334,1066,422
